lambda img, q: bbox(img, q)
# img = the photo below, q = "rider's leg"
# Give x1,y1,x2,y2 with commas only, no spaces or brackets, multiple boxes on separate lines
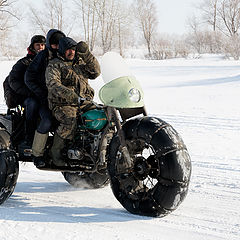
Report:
22,97,39,147
32,130,49,167
37,105,52,134
50,133,66,166
32,104,52,167
50,106,77,166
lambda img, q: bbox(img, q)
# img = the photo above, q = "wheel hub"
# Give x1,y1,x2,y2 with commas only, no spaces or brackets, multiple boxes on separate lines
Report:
133,157,150,180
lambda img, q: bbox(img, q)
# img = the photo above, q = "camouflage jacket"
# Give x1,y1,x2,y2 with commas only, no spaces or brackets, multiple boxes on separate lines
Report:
45,53,100,110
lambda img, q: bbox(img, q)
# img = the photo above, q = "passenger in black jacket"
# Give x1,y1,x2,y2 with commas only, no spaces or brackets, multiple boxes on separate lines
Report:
8,35,45,101
8,35,46,147
25,29,66,105
25,29,66,168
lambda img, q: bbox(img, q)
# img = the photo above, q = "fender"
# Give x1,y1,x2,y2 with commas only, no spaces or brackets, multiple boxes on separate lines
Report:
0,128,10,148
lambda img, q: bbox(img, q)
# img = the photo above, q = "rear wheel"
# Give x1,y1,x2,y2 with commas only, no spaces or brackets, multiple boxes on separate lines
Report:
62,169,109,189
108,117,191,217
0,129,19,205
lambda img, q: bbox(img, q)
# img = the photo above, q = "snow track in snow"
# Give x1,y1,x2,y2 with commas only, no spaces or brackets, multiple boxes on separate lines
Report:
1,57,240,239
157,113,240,240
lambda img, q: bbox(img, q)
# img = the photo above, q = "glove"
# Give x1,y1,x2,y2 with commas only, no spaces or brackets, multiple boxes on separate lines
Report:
76,41,89,54
78,97,93,108
75,41,92,63
78,97,86,105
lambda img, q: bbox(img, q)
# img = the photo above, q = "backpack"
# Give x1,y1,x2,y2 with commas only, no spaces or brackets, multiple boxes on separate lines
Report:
3,76,21,109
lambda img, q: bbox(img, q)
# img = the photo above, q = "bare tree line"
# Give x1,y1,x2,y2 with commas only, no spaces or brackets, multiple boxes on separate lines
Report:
2,0,240,60
188,0,240,59
150,0,240,60
144,0,240,60
0,0,158,57
0,0,21,58
0,0,19,32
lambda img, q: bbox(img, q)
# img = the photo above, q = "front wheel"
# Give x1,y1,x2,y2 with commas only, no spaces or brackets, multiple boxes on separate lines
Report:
108,117,191,217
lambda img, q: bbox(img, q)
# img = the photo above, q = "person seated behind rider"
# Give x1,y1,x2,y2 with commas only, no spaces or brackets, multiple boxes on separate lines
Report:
25,29,66,168
7,35,46,149
45,37,100,167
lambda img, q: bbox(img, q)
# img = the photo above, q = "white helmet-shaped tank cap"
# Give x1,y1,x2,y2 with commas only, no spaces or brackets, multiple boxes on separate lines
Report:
100,52,132,84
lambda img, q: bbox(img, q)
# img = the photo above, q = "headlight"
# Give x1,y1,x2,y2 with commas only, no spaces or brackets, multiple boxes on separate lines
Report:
128,88,141,103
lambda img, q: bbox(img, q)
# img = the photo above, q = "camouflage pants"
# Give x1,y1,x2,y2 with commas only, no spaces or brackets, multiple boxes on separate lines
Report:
52,106,77,140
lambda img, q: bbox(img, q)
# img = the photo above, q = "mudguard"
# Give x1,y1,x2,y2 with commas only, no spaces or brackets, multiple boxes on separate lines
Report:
0,128,19,205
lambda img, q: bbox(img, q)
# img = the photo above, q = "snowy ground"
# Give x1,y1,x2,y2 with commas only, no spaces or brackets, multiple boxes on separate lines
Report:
0,55,240,240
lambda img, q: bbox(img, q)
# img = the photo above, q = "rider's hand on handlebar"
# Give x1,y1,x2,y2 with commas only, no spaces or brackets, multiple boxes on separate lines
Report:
78,97,86,105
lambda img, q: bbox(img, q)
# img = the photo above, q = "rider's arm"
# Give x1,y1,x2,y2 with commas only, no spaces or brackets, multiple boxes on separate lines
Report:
8,58,31,97
75,42,101,79
45,61,79,105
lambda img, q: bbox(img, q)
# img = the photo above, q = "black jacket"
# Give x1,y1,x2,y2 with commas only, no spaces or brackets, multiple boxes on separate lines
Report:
8,52,35,100
24,49,49,104
24,29,65,105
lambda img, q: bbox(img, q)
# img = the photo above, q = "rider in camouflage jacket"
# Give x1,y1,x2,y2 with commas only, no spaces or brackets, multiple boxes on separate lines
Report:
45,37,100,140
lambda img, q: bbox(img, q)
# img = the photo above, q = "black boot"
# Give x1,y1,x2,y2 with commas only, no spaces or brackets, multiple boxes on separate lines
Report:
33,156,46,168
18,138,32,157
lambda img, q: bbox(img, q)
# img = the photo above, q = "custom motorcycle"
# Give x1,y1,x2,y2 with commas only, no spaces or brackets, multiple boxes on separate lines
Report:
0,52,191,217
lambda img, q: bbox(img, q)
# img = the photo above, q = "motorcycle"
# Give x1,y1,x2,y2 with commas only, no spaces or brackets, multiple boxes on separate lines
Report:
0,52,191,217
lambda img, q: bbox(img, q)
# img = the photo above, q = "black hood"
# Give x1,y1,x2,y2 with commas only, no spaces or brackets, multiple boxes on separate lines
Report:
46,29,65,50
58,37,77,56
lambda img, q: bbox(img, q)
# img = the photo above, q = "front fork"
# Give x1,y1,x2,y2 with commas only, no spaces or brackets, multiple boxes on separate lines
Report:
106,107,132,168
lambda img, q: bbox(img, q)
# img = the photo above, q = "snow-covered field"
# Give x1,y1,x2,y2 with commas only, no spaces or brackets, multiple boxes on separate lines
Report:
0,55,240,240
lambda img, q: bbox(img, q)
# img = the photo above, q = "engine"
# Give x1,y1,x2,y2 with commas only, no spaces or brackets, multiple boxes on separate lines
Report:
65,129,102,165
63,113,114,170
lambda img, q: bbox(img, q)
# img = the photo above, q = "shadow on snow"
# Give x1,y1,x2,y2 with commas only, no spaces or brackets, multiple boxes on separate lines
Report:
14,181,79,193
0,196,152,223
0,181,153,223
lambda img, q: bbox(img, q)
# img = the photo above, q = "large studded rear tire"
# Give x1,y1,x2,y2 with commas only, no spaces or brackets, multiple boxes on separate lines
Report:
0,129,19,205
108,117,191,217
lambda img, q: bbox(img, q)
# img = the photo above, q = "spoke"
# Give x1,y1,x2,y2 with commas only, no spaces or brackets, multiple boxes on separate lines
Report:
114,139,160,195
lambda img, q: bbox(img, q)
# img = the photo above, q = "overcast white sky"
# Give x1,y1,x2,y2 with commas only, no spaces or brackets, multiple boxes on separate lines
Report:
156,0,202,34
19,0,202,35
